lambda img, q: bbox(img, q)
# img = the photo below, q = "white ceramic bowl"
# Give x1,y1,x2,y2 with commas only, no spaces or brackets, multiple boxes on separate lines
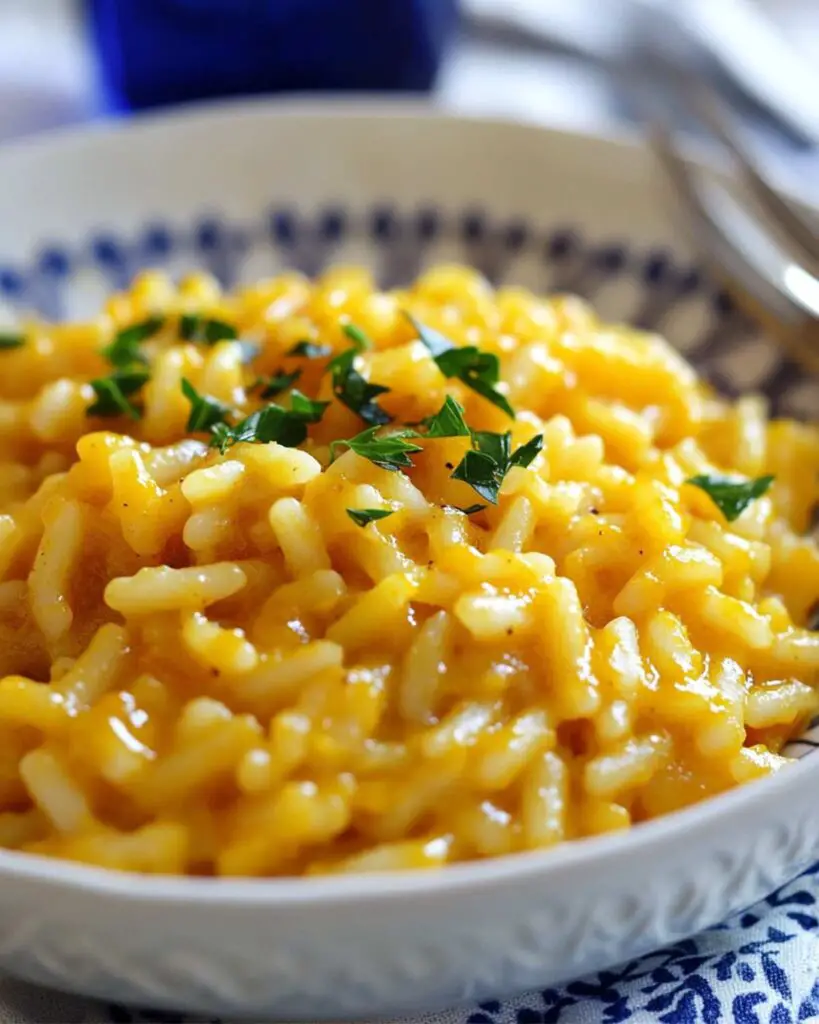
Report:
0,100,816,1021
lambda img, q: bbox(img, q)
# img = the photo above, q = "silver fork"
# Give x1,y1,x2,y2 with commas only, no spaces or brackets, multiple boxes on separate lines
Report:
639,66,819,375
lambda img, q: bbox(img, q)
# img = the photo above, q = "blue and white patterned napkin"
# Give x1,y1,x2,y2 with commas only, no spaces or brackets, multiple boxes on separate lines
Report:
1,863,817,1024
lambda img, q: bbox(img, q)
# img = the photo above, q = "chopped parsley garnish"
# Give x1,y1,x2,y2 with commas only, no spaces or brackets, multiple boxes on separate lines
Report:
330,348,391,426
206,423,238,456
451,449,505,504
290,390,330,422
686,474,774,522
472,430,511,466
87,368,150,420
404,313,454,358
179,314,238,344
290,324,387,425
451,503,487,516
438,348,514,418
101,317,164,367
346,508,394,528
331,426,422,472
422,396,471,438
509,433,544,468
209,390,329,453
452,431,544,504
406,313,515,419
342,323,372,351
256,369,302,398
209,422,241,454
0,332,24,350
288,341,333,359
181,378,231,433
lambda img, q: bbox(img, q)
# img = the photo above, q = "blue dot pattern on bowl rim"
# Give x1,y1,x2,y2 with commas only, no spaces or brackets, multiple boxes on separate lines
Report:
0,204,814,410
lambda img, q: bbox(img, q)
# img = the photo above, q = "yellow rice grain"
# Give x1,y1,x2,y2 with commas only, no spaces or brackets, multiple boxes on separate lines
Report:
0,264,814,877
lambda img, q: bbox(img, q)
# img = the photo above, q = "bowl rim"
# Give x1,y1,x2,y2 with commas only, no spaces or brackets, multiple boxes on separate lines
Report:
0,93,646,166
0,97,814,906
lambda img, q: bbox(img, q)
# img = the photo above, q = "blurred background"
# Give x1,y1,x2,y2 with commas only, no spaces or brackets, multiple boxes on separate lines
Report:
0,0,817,197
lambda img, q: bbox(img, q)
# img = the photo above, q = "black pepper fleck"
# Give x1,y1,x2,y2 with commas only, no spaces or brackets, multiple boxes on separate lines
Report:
445,462,454,470
590,507,599,515
506,628,513,636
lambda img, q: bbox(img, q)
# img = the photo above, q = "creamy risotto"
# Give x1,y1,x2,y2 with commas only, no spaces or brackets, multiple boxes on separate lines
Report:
0,264,816,877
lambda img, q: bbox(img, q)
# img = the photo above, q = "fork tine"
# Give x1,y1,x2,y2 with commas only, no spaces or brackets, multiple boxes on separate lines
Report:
648,120,819,376
650,120,802,317
687,82,819,271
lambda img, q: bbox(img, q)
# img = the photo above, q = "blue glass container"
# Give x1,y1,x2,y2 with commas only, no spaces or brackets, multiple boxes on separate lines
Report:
87,0,459,113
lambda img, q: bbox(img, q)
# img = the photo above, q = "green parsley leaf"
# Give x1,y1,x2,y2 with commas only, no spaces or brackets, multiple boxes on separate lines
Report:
331,426,422,472
212,407,285,450
289,389,330,423
449,503,487,516
180,314,238,344
208,390,329,453
330,349,392,426
686,474,774,522
209,422,235,455
181,378,231,433
0,332,24,350
440,348,515,419
88,368,150,420
288,341,332,359
472,430,511,467
422,396,471,438
342,323,372,351
450,431,543,505
101,316,164,367
346,508,394,528
407,315,515,419
510,434,544,469
257,369,302,398
326,347,354,375
231,407,285,444
404,312,454,358
451,449,505,504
